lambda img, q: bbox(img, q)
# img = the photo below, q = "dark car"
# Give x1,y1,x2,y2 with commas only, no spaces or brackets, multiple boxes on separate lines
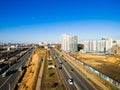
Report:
70,68,74,72
58,66,62,69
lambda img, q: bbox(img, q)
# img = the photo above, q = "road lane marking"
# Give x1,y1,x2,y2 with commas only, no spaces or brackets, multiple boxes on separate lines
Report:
16,54,29,69
54,50,80,90
0,55,28,89
63,64,80,90
0,75,12,89
2,51,30,74
62,57,88,90
73,72,89,90
53,52,70,90
63,55,95,90
0,51,32,89
54,49,96,90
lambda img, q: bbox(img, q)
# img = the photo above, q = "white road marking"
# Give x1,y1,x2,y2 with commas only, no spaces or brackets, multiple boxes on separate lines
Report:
0,75,12,89
0,51,32,89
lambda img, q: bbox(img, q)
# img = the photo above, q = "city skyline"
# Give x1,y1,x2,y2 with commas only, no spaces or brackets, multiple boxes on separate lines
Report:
0,0,120,43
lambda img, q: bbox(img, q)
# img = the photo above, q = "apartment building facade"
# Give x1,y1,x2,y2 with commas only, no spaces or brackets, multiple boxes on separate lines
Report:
83,37,113,54
61,34,78,52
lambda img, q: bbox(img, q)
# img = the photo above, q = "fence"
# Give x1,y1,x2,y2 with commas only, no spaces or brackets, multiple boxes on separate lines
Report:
65,53,120,89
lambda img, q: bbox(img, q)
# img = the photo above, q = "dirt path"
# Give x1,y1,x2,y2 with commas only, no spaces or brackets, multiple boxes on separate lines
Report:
18,49,47,90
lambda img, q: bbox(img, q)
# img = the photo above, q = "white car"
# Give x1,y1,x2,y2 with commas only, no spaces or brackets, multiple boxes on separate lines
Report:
68,78,74,85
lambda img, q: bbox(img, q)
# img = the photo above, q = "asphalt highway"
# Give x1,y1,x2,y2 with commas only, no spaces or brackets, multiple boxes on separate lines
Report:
0,48,34,90
51,49,76,90
51,48,96,90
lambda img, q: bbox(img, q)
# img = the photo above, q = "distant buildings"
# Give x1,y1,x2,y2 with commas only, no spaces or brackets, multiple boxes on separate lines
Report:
83,37,113,54
111,40,120,55
61,34,78,52
116,40,120,46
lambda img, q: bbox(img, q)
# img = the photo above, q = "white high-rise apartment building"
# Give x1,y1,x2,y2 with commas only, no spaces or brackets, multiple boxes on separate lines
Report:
116,40,120,46
61,34,78,52
84,40,96,52
83,37,113,54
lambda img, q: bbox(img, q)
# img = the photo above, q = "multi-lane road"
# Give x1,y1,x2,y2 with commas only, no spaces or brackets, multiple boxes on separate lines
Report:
51,48,96,90
0,48,34,90
0,47,96,90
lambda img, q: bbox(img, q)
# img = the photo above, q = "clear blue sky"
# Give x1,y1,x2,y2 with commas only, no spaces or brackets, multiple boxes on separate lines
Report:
0,0,120,43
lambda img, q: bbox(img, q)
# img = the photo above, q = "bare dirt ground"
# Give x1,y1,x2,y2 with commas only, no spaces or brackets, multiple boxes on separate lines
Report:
41,50,65,90
70,52,120,82
18,48,47,90
55,49,119,90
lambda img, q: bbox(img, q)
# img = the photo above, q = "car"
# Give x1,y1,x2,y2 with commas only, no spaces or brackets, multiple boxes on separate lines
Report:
58,66,62,69
2,72,6,77
68,78,74,85
59,61,63,64
60,55,63,57
70,68,74,72
18,66,22,71
54,56,57,59
2,70,9,77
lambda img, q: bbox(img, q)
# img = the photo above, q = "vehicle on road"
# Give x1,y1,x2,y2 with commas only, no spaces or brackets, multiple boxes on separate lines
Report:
70,68,74,72
18,66,22,71
60,54,63,57
68,78,74,85
59,61,63,64
2,70,8,77
54,56,57,59
2,72,6,77
58,66,62,69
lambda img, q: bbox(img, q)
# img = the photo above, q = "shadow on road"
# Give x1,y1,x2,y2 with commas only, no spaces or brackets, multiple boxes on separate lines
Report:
7,69,18,76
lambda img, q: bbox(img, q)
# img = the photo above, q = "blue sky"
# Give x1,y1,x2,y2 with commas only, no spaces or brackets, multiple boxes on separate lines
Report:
0,0,120,43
